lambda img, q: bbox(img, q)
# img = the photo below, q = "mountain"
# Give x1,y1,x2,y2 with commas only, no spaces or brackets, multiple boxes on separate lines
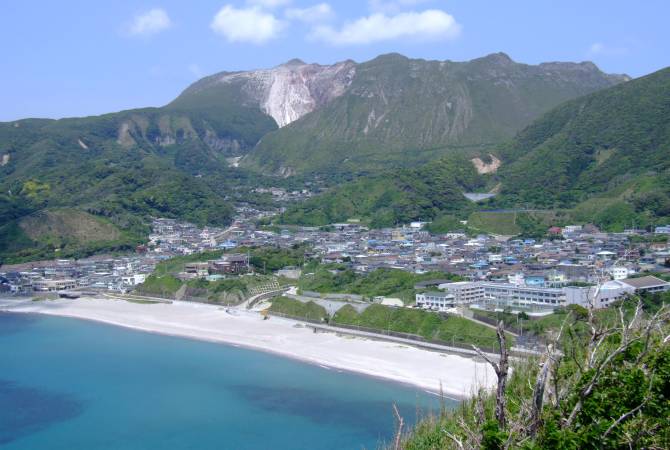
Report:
279,66,670,232
241,53,628,176
170,58,356,129
0,52,632,261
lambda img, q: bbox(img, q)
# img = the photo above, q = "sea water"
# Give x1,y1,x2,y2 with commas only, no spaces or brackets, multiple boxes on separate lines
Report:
0,313,454,449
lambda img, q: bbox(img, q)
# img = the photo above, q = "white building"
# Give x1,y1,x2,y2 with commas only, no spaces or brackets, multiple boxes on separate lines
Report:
438,281,485,304
654,225,670,234
607,266,630,280
564,281,635,309
415,291,456,312
121,274,146,286
33,279,77,292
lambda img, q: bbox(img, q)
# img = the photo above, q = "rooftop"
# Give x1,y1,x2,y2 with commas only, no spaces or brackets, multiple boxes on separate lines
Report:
621,275,669,289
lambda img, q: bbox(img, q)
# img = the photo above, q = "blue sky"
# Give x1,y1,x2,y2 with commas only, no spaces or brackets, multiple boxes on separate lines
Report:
1,0,668,121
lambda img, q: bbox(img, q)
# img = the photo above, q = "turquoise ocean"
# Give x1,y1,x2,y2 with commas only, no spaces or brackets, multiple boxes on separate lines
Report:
0,312,452,450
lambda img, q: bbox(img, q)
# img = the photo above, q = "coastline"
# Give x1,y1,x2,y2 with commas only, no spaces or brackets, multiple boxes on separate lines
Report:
0,296,494,398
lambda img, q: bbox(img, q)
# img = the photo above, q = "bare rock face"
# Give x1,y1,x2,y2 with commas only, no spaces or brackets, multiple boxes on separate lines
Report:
213,59,356,127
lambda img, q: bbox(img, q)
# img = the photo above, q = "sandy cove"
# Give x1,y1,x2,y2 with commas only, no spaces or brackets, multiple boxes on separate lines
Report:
0,297,495,398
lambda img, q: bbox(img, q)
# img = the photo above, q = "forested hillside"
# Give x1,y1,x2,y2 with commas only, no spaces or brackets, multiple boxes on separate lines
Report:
0,104,275,262
279,66,670,232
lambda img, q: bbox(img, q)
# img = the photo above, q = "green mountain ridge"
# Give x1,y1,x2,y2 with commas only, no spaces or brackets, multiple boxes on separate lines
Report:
243,52,627,176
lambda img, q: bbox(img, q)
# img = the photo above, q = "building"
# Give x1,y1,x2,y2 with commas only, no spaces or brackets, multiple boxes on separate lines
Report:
33,279,77,292
184,262,209,277
607,266,630,280
479,282,565,309
564,282,634,309
438,281,485,304
621,276,670,294
415,291,456,311
654,225,670,234
208,254,249,274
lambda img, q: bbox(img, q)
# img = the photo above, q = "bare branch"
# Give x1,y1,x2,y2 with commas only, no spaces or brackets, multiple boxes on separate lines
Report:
392,403,404,450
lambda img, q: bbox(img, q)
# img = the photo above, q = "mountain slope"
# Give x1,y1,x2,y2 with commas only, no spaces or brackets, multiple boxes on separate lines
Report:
277,155,484,227
0,103,276,262
279,66,670,231
497,67,670,207
242,53,627,175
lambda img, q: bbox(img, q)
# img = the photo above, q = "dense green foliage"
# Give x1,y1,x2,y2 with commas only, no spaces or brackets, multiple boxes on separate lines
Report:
245,244,307,274
398,298,670,449
138,274,183,297
269,296,328,321
279,155,484,227
245,53,623,175
0,208,143,264
331,304,506,349
299,264,462,303
0,91,279,262
424,215,468,234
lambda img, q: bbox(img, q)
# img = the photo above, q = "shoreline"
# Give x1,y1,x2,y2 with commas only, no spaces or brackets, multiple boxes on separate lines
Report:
0,297,494,398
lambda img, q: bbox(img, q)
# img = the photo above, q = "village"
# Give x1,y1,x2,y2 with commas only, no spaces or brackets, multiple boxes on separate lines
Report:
2,206,669,316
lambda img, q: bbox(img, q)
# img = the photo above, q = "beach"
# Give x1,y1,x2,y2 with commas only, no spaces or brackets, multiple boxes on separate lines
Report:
0,297,494,397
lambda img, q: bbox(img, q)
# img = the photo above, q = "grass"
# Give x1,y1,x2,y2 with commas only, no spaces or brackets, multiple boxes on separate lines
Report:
467,212,520,235
269,296,328,321
136,274,183,297
332,304,511,349
124,299,162,304
298,264,463,304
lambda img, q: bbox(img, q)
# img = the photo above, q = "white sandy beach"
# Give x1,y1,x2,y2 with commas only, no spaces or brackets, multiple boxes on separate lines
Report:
0,297,495,397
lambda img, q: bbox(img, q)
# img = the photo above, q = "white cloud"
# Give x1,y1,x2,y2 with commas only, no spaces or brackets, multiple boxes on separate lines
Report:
311,9,461,45
285,3,334,23
588,42,628,56
211,5,285,44
368,0,432,14
246,0,292,8
127,8,172,36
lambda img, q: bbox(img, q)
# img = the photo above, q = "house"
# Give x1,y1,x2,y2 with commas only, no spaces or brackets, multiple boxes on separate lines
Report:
184,262,209,277
208,254,249,274
607,266,630,280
